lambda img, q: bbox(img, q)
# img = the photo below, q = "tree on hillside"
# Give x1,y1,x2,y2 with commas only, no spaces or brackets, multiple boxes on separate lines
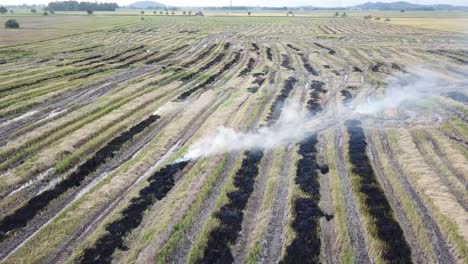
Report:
341,12,347,17
183,11,186,15
9,10,14,14
0,7,7,14
5,19,19,29
43,11,48,15
385,18,391,22
188,11,192,15
50,10,55,14
334,11,339,17
87,10,93,14
31,8,37,13
375,17,381,20
171,11,174,15
141,10,144,14
165,11,168,15
248,11,251,15
159,11,162,14
153,10,156,14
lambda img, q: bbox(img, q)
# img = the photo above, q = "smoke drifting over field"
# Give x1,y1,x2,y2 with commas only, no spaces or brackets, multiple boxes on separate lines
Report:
182,68,452,160
354,69,443,114
183,102,309,160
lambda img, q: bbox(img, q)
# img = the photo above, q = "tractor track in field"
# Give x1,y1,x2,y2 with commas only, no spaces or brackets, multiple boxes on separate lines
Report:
0,65,161,145
317,134,337,264
422,131,467,188
378,132,457,264
262,145,293,263
410,131,468,211
334,129,371,264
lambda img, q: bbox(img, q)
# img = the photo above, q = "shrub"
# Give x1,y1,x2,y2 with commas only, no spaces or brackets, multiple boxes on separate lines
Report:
0,7,7,14
141,10,144,14
5,19,19,29
9,10,13,14
141,17,144,20
385,18,391,22
43,11,48,16
375,17,381,20
87,10,93,14
31,8,37,13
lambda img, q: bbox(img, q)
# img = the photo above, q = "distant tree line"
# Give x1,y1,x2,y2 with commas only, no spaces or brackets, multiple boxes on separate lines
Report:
47,1,119,11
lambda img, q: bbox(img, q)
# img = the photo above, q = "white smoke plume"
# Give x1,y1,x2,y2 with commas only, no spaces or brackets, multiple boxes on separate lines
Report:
182,102,309,160
353,69,445,114
179,67,458,161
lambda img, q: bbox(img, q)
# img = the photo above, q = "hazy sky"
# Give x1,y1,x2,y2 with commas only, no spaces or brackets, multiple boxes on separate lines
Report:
2,0,468,7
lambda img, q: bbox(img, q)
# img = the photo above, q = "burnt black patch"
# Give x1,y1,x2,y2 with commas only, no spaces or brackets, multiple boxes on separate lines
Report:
287,44,300,52
340,90,352,105
79,160,189,264
281,54,295,71
307,81,326,115
345,120,411,263
61,45,103,54
176,52,241,101
445,91,468,104
266,47,273,61
281,135,329,264
99,45,146,63
427,50,468,64
247,87,259,93
114,51,160,69
267,77,297,123
391,63,407,73
183,44,217,68
314,42,336,55
181,53,227,82
197,151,263,264
302,56,319,76
145,45,188,64
251,43,259,51
0,115,160,242
57,54,103,67
353,66,363,72
371,62,384,72
238,58,256,77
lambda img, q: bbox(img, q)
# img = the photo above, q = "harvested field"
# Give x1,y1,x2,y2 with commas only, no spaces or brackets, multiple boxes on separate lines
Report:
0,10,467,264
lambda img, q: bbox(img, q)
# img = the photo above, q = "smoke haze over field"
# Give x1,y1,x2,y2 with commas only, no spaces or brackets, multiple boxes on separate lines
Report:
180,67,459,161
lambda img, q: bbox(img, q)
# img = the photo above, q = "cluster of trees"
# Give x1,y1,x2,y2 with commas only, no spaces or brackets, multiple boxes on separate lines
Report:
334,11,347,17
47,1,118,11
5,19,19,28
364,15,391,22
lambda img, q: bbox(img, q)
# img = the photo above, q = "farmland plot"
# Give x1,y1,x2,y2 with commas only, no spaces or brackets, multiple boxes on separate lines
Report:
0,15,467,264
